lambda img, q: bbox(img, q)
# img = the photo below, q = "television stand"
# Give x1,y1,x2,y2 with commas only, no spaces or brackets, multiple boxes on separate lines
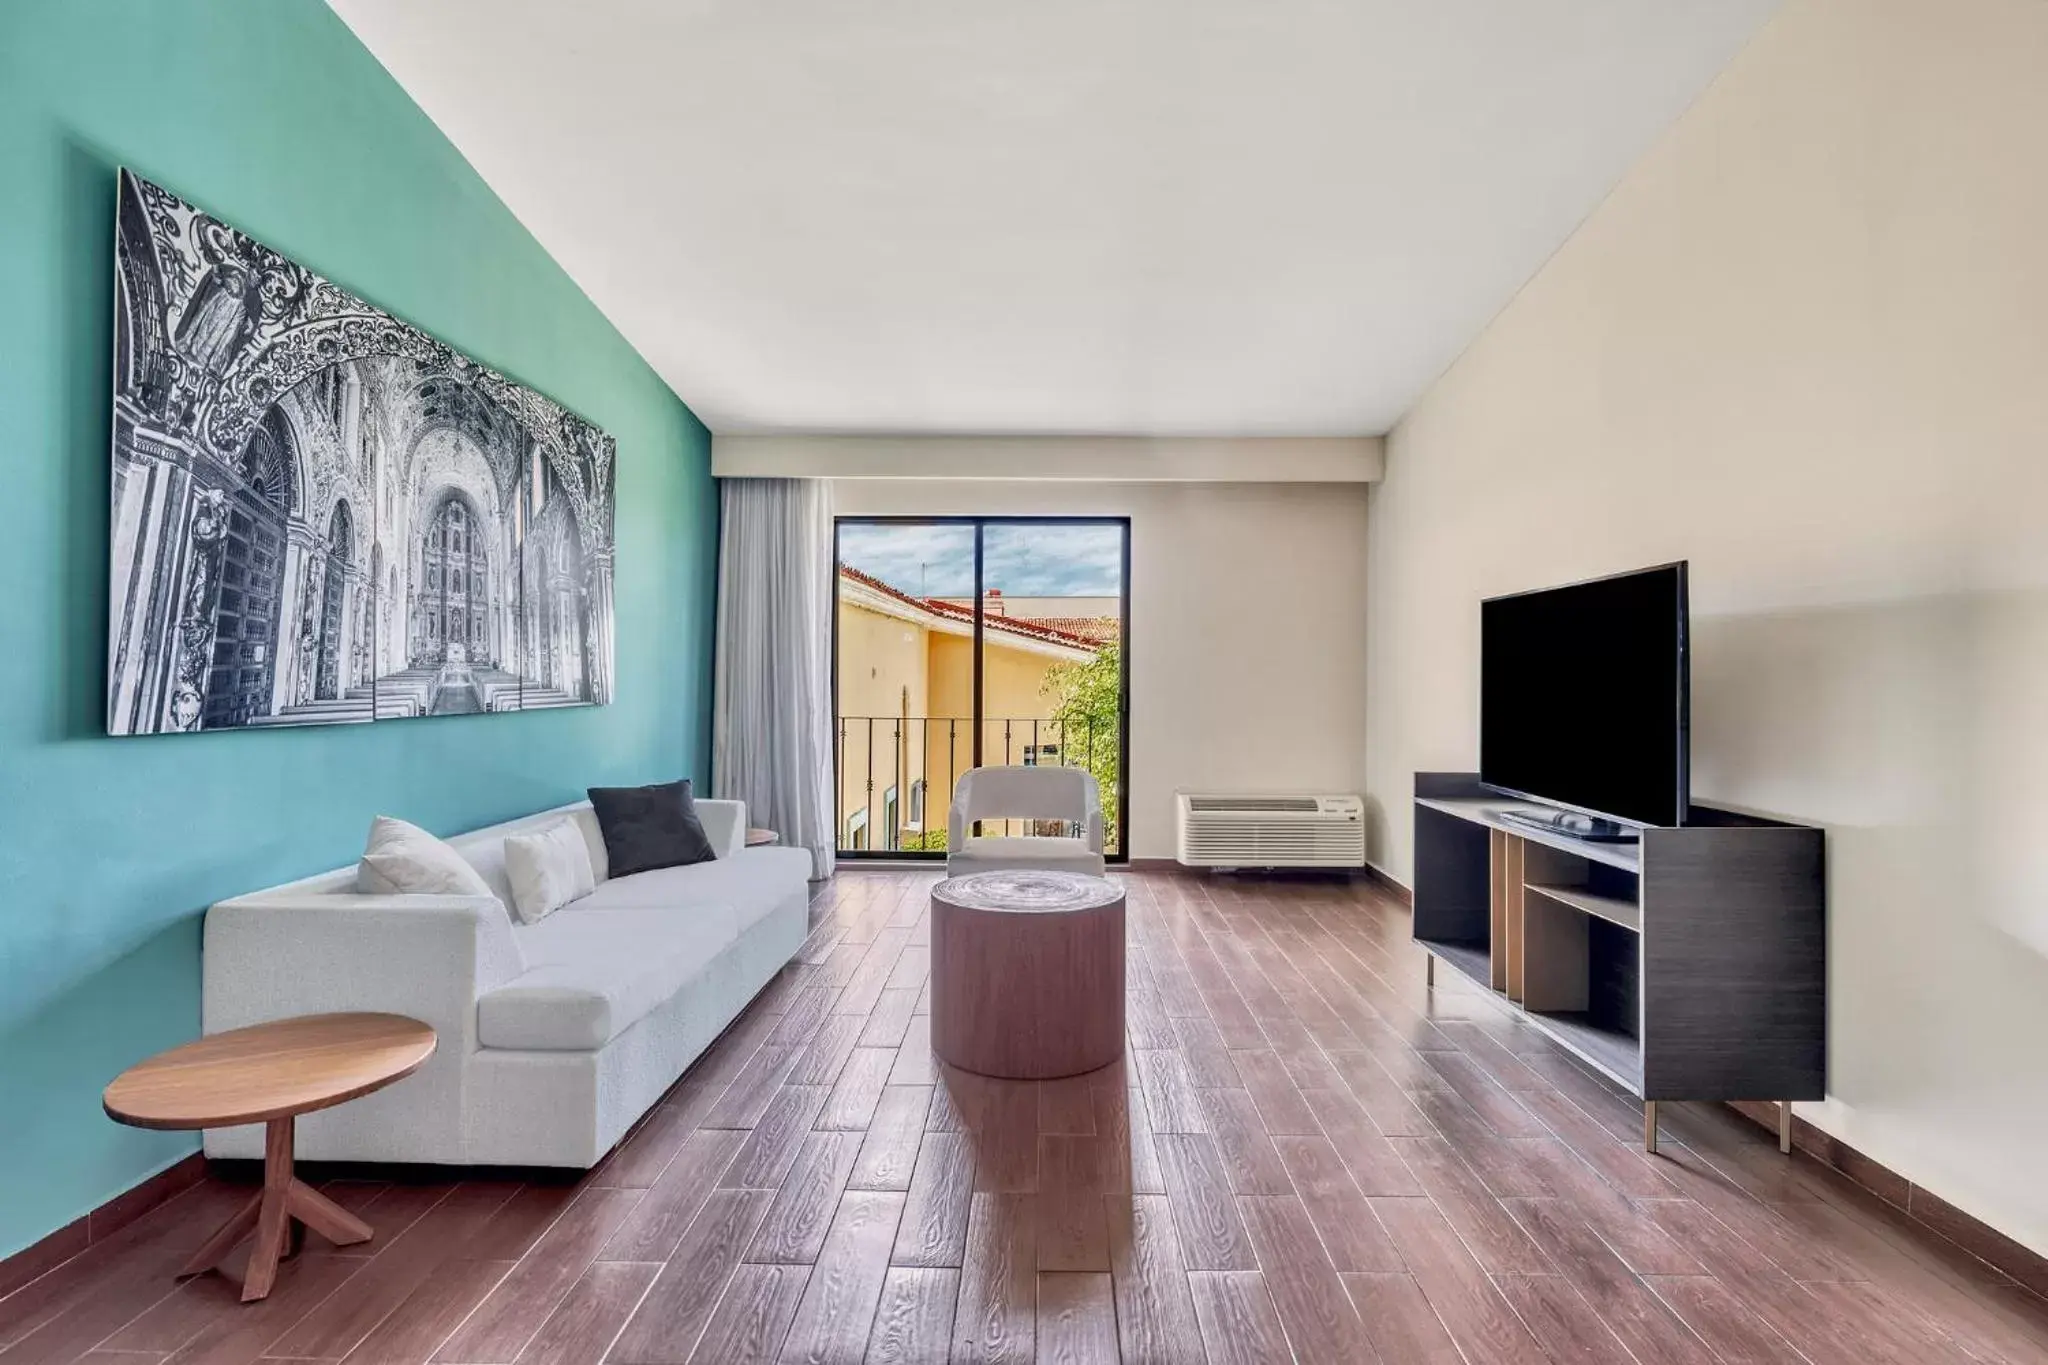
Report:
1495,805,1638,843
1411,772,1825,1154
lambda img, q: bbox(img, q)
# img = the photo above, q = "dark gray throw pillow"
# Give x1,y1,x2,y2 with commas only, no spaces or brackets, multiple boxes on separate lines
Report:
586,779,717,878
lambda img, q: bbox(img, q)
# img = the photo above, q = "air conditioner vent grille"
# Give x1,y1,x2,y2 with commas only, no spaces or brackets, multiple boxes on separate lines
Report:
1186,796,1320,814
1175,793,1366,869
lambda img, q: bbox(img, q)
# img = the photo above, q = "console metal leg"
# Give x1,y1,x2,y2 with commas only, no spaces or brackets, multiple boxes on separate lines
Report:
1643,1100,1659,1154
1426,955,1435,989
1779,1100,1795,1154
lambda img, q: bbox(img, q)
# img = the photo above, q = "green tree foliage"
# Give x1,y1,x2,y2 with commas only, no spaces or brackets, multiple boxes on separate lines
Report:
1042,642,1122,849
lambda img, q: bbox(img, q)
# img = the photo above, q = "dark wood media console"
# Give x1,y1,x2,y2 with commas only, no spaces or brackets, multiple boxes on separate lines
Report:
1411,772,1826,1152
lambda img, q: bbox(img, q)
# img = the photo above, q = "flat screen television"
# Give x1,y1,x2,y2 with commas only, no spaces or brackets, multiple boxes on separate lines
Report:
1480,562,1689,829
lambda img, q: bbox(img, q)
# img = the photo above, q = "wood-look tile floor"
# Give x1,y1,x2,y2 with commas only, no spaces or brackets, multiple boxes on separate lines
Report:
7,869,2048,1364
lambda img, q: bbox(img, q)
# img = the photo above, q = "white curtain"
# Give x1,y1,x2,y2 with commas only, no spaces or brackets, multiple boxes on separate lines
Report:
712,477,837,879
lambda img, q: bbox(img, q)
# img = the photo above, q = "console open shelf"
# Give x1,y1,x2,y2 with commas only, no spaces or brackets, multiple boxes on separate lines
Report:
1525,882,1640,931
1411,772,1825,1152
1524,1010,1643,1090
1411,937,1491,991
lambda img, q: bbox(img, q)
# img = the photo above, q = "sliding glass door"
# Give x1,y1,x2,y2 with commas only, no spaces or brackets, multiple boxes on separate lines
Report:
833,516,1130,861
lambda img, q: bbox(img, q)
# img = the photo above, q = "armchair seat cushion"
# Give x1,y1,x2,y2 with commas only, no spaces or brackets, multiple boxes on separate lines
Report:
948,835,1107,878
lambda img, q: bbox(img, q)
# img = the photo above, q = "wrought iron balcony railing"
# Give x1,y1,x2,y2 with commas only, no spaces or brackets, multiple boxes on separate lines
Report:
834,714,1116,856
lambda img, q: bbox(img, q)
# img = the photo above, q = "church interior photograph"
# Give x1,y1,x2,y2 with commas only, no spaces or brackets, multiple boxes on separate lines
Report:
107,171,616,735
3,0,2045,1361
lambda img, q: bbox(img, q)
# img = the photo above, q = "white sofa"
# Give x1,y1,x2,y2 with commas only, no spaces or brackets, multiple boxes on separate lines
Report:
201,798,811,1168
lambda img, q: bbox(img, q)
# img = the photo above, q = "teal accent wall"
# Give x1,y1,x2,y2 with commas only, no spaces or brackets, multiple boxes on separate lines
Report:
0,0,718,1259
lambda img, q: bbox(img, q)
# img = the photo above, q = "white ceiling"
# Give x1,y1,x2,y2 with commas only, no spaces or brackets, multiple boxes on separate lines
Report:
329,0,1779,437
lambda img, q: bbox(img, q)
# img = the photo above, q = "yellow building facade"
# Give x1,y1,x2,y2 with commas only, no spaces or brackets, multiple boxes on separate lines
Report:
835,568,1107,851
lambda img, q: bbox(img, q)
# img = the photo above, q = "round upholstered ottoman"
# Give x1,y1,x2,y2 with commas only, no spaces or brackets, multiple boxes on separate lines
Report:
929,869,1126,1080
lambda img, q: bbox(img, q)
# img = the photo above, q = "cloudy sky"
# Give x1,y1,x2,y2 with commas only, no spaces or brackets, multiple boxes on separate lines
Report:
838,522,1123,598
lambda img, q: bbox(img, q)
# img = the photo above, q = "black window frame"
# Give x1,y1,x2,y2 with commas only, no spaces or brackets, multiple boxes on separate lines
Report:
832,514,1132,864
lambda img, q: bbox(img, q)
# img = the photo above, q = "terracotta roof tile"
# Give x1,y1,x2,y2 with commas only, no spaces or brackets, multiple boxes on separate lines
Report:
838,566,1102,650
1017,615,1120,646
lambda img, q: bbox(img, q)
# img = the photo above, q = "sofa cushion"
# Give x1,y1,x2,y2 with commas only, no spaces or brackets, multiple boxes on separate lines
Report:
474,846,812,1052
358,816,499,901
479,905,739,1050
504,819,598,924
587,780,716,878
573,846,811,932
454,807,610,909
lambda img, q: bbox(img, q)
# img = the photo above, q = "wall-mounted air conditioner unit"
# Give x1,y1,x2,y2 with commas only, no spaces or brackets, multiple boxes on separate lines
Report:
1175,793,1366,869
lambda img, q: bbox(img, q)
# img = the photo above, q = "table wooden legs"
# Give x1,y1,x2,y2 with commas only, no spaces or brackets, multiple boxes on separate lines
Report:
241,1118,295,1301
290,1179,374,1246
178,1198,260,1280
181,1117,373,1302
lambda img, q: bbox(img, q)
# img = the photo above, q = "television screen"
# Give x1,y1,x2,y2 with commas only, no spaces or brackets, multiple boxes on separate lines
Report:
1480,562,1689,828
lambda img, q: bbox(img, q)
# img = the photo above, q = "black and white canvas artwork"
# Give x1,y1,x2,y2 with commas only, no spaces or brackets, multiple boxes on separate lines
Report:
105,170,616,735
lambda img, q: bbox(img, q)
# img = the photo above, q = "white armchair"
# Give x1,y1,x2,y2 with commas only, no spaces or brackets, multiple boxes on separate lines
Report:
946,765,1108,878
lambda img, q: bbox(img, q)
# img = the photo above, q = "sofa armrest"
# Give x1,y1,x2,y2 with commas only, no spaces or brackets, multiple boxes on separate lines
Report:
203,893,521,1050
697,798,746,859
201,891,517,1162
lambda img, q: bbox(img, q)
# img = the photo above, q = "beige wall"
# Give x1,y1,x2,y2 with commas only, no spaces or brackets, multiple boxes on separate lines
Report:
836,479,1371,860
1366,0,2048,1254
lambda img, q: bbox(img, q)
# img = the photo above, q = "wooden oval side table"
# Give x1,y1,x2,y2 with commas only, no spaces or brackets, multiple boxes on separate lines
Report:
103,1012,436,1302
929,869,1125,1079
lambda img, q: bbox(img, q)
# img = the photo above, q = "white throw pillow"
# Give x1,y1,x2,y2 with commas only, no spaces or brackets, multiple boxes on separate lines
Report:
357,816,497,900
504,819,598,924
